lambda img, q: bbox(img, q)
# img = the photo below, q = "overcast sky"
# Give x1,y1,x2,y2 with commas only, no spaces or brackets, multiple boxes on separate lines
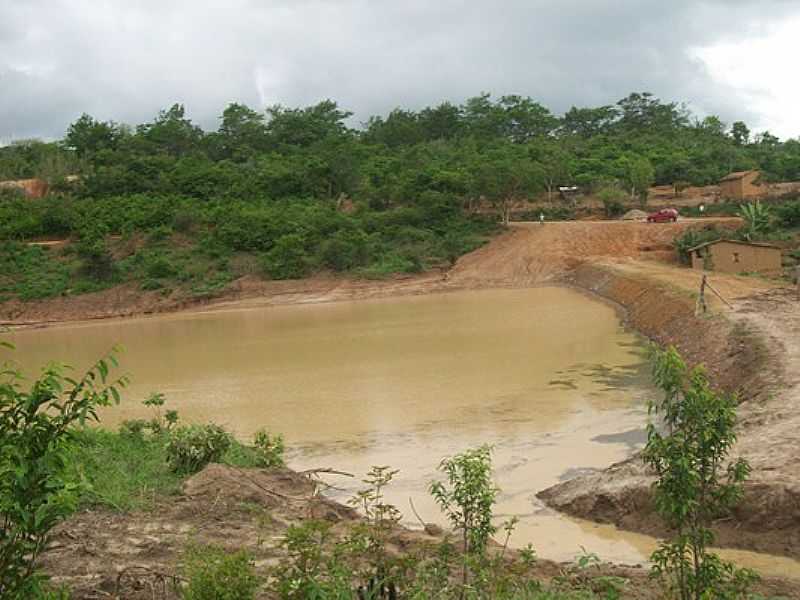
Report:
2,0,799,142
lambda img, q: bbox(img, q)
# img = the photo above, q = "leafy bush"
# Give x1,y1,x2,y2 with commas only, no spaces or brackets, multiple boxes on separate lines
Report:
0,347,126,597
430,445,498,592
166,424,231,474
76,236,116,281
775,200,800,228
145,255,177,279
0,242,72,300
180,543,260,600
140,278,164,290
252,429,285,468
644,347,756,599
262,233,313,279
597,185,627,219
673,227,725,264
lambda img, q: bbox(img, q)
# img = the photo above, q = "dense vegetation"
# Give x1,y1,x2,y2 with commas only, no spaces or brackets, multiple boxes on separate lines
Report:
1,92,800,301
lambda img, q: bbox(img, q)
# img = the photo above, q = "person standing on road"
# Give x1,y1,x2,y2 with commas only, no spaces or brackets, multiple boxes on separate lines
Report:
539,212,545,225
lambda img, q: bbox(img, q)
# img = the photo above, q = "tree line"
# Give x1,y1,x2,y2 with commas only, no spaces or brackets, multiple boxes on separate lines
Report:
1,92,799,208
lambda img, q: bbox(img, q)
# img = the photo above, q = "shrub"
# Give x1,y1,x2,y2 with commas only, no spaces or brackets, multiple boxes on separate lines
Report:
76,236,116,281
262,234,313,279
673,227,725,264
775,200,800,228
166,424,231,474
181,543,260,600
597,185,627,219
145,255,177,279
430,445,498,592
252,429,285,468
0,348,126,597
140,278,164,291
644,347,756,599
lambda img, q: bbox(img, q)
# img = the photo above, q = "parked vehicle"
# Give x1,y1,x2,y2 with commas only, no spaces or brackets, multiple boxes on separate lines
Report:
647,208,679,223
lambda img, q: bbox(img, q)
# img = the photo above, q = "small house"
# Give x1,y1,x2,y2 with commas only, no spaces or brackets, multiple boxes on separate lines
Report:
719,170,762,200
688,239,782,276
0,178,49,199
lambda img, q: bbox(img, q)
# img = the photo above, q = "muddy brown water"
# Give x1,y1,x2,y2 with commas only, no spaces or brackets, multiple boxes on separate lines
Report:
7,287,800,577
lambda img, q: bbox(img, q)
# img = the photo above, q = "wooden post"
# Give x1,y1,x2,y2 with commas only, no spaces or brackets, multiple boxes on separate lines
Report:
696,274,708,315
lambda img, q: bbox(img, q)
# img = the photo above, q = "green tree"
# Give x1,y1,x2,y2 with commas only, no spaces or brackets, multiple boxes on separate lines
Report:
730,121,750,146
643,347,756,600
472,143,543,226
211,102,269,161
266,100,353,148
64,114,122,158
430,445,498,596
136,104,203,157
1,346,126,598
528,139,573,202
622,155,655,205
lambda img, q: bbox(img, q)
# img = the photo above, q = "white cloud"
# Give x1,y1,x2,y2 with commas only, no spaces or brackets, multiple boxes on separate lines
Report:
691,15,800,139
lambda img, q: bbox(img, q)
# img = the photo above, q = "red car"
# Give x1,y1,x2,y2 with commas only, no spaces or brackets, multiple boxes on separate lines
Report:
647,208,679,223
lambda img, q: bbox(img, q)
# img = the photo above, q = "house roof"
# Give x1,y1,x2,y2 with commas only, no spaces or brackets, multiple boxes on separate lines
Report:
687,238,781,252
719,170,759,182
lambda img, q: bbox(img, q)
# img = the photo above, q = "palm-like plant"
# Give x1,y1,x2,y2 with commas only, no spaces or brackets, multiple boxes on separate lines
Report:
738,201,771,240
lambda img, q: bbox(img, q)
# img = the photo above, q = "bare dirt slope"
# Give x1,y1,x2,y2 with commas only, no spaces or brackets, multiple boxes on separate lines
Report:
447,219,740,287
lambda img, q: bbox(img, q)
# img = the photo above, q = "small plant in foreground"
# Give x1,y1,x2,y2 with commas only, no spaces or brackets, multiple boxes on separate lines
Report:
272,520,352,599
166,423,231,474
430,444,498,596
180,543,260,600
119,392,179,438
643,346,756,600
253,428,285,468
0,345,126,598
347,465,403,597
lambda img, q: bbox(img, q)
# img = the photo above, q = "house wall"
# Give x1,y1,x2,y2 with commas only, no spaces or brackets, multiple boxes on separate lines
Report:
719,172,763,200
719,178,742,199
740,172,762,199
704,242,782,275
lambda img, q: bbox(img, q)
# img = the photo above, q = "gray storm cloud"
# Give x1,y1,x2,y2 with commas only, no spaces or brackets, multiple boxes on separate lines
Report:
1,0,798,140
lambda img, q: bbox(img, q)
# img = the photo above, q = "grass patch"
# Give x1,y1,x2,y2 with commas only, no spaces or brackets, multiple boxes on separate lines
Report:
63,427,270,512
64,428,184,511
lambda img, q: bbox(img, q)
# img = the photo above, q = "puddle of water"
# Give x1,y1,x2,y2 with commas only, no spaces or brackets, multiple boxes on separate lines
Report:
6,287,799,577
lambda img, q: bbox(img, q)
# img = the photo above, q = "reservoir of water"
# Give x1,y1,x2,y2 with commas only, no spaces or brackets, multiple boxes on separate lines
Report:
7,286,799,576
